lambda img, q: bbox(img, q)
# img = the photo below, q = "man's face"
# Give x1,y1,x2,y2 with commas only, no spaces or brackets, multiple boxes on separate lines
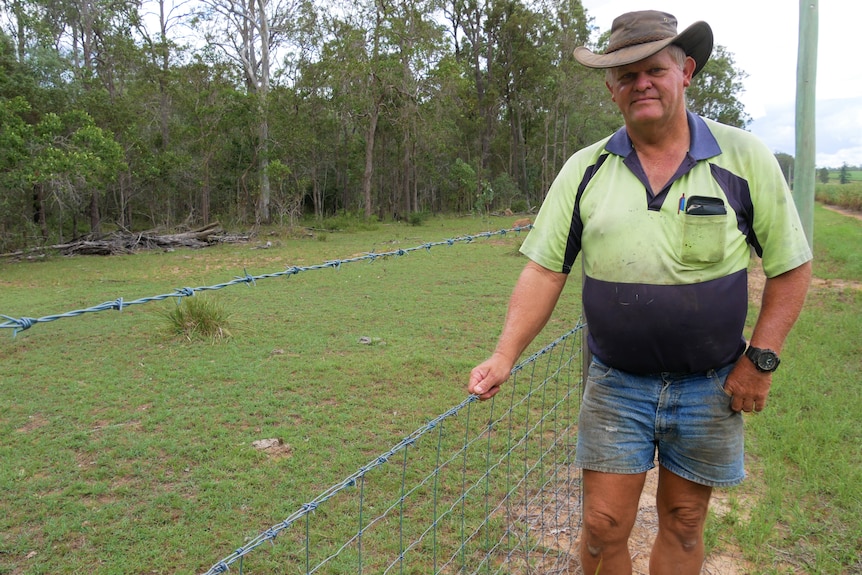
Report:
605,48,695,130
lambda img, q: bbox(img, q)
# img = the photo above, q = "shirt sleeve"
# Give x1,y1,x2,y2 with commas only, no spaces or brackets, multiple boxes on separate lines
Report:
745,137,813,277
520,142,608,273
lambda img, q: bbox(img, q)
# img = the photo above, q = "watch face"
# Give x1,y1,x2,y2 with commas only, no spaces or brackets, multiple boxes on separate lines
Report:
747,347,780,372
759,353,778,370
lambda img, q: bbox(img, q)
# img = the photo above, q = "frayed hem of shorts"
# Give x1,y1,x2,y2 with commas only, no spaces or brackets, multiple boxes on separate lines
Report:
574,461,656,475
659,460,746,488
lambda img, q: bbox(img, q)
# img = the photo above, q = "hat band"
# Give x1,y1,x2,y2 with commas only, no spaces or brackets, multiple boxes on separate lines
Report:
606,33,673,54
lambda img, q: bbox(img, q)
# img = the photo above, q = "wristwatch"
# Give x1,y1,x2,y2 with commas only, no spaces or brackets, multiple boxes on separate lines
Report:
745,346,781,372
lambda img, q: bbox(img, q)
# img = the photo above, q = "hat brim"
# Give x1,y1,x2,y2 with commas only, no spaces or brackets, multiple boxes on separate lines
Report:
574,21,713,77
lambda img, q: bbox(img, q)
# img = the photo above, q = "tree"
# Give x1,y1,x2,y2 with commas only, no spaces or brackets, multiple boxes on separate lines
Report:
0,97,32,245
450,157,476,213
774,152,794,185
819,167,830,184
193,0,302,225
0,98,124,242
840,163,850,184
687,45,750,128
1,0,759,248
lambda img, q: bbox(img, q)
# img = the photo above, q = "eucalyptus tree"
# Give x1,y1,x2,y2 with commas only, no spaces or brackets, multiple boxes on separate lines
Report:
0,96,31,247
378,0,447,217
192,0,304,224
539,0,618,198
0,96,124,243
134,0,193,151
308,0,437,219
30,110,125,240
296,12,368,215
492,0,556,200
687,44,750,129
276,5,342,220
347,0,386,219
441,0,499,189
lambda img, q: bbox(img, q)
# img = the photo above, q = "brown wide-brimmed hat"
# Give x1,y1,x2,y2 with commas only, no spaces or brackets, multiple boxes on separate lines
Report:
574,10,713,77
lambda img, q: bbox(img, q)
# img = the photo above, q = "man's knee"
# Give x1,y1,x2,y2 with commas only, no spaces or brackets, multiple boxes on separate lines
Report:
582,508,633,554
663,504,707,551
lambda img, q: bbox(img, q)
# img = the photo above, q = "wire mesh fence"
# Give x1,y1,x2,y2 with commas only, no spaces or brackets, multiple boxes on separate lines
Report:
203,323,586,575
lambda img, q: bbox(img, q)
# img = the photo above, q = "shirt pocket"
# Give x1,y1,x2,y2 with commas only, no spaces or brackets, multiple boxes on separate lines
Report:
680,196,728,264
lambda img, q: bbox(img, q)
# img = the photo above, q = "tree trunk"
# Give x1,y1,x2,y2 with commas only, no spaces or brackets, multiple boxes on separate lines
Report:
201,157,211,224
257,110,271,224
401,129,411,215
255,0,271,225
90,191,100,234
312,165,323,219
34,185,48,240
362,102,380,219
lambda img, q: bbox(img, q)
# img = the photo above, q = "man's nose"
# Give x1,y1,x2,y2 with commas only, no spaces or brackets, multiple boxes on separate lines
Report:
633,72,653,91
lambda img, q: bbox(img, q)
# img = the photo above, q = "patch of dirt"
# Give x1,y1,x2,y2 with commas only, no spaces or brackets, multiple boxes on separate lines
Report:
748,259,767,303
252,437,293,459
15,413,50,433
749,255,862,303
822,204,862,221
810,276,862,292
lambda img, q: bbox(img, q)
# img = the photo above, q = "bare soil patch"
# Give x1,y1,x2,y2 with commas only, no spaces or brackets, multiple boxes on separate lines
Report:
822,203,862,221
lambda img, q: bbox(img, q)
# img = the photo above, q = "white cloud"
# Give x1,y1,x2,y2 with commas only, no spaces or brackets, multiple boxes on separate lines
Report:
817,148,862,169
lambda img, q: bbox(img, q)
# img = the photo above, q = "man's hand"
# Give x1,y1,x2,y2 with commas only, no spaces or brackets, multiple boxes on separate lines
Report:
723,358,772,413
724,260,811,413
468,354,514,401
467,261,569,401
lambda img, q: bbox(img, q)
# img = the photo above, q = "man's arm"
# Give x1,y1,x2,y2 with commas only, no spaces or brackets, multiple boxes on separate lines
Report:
724,260,812,412
468,261,569,400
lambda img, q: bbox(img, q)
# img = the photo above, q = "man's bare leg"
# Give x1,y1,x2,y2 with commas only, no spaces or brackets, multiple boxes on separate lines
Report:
579,469,646,574
649,466,713,575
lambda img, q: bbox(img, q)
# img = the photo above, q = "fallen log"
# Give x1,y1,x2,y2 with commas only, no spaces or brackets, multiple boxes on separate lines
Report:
0,222,252,259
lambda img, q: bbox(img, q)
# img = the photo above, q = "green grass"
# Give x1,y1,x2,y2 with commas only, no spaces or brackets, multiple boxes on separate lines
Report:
1,215,577,574
706,203,862,573
815,181,862,211
2,208,861,574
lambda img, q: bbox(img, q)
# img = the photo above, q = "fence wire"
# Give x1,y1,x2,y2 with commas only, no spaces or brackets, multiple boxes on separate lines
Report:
1,226,531,336
202,322,585,575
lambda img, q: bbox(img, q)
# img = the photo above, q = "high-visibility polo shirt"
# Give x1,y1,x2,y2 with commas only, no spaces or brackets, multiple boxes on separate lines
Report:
521,112,813,374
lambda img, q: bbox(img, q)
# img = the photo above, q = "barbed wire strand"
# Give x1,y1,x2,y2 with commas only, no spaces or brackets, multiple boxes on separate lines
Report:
1,226,531,336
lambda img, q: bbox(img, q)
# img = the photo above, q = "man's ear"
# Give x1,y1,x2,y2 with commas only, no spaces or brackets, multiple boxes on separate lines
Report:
605,80,615,101
682,56,696,87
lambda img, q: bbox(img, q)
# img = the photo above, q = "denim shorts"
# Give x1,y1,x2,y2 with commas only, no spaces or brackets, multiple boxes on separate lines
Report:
575,357,745,487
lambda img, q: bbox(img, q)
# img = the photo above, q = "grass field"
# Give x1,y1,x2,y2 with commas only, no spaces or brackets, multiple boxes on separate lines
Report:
1,207,860,574
816,179,862,212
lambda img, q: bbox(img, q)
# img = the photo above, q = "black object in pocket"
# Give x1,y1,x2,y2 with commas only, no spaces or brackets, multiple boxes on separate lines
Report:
680,196,728,264
686,196,726,216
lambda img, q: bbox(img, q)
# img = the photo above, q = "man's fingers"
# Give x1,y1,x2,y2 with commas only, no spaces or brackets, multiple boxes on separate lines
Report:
468,371,504,400
468,367,490,395
731,397,766,413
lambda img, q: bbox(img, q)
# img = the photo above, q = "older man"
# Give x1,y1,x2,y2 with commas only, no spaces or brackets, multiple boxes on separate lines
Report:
468,10,812,574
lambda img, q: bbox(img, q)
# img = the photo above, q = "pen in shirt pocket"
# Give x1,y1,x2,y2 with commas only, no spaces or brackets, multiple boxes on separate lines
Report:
678,194,686,214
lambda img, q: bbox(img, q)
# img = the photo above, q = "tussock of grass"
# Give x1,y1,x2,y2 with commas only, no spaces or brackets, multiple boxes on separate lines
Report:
159,296,232,340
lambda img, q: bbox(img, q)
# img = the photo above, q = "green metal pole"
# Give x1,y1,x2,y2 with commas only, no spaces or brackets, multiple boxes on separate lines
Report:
794,0,818,249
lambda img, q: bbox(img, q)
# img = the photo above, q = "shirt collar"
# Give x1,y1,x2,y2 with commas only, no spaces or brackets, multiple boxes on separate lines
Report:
605,112,722,160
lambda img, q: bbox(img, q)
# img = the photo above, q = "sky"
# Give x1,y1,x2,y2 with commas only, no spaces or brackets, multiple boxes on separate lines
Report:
580,1,862,168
